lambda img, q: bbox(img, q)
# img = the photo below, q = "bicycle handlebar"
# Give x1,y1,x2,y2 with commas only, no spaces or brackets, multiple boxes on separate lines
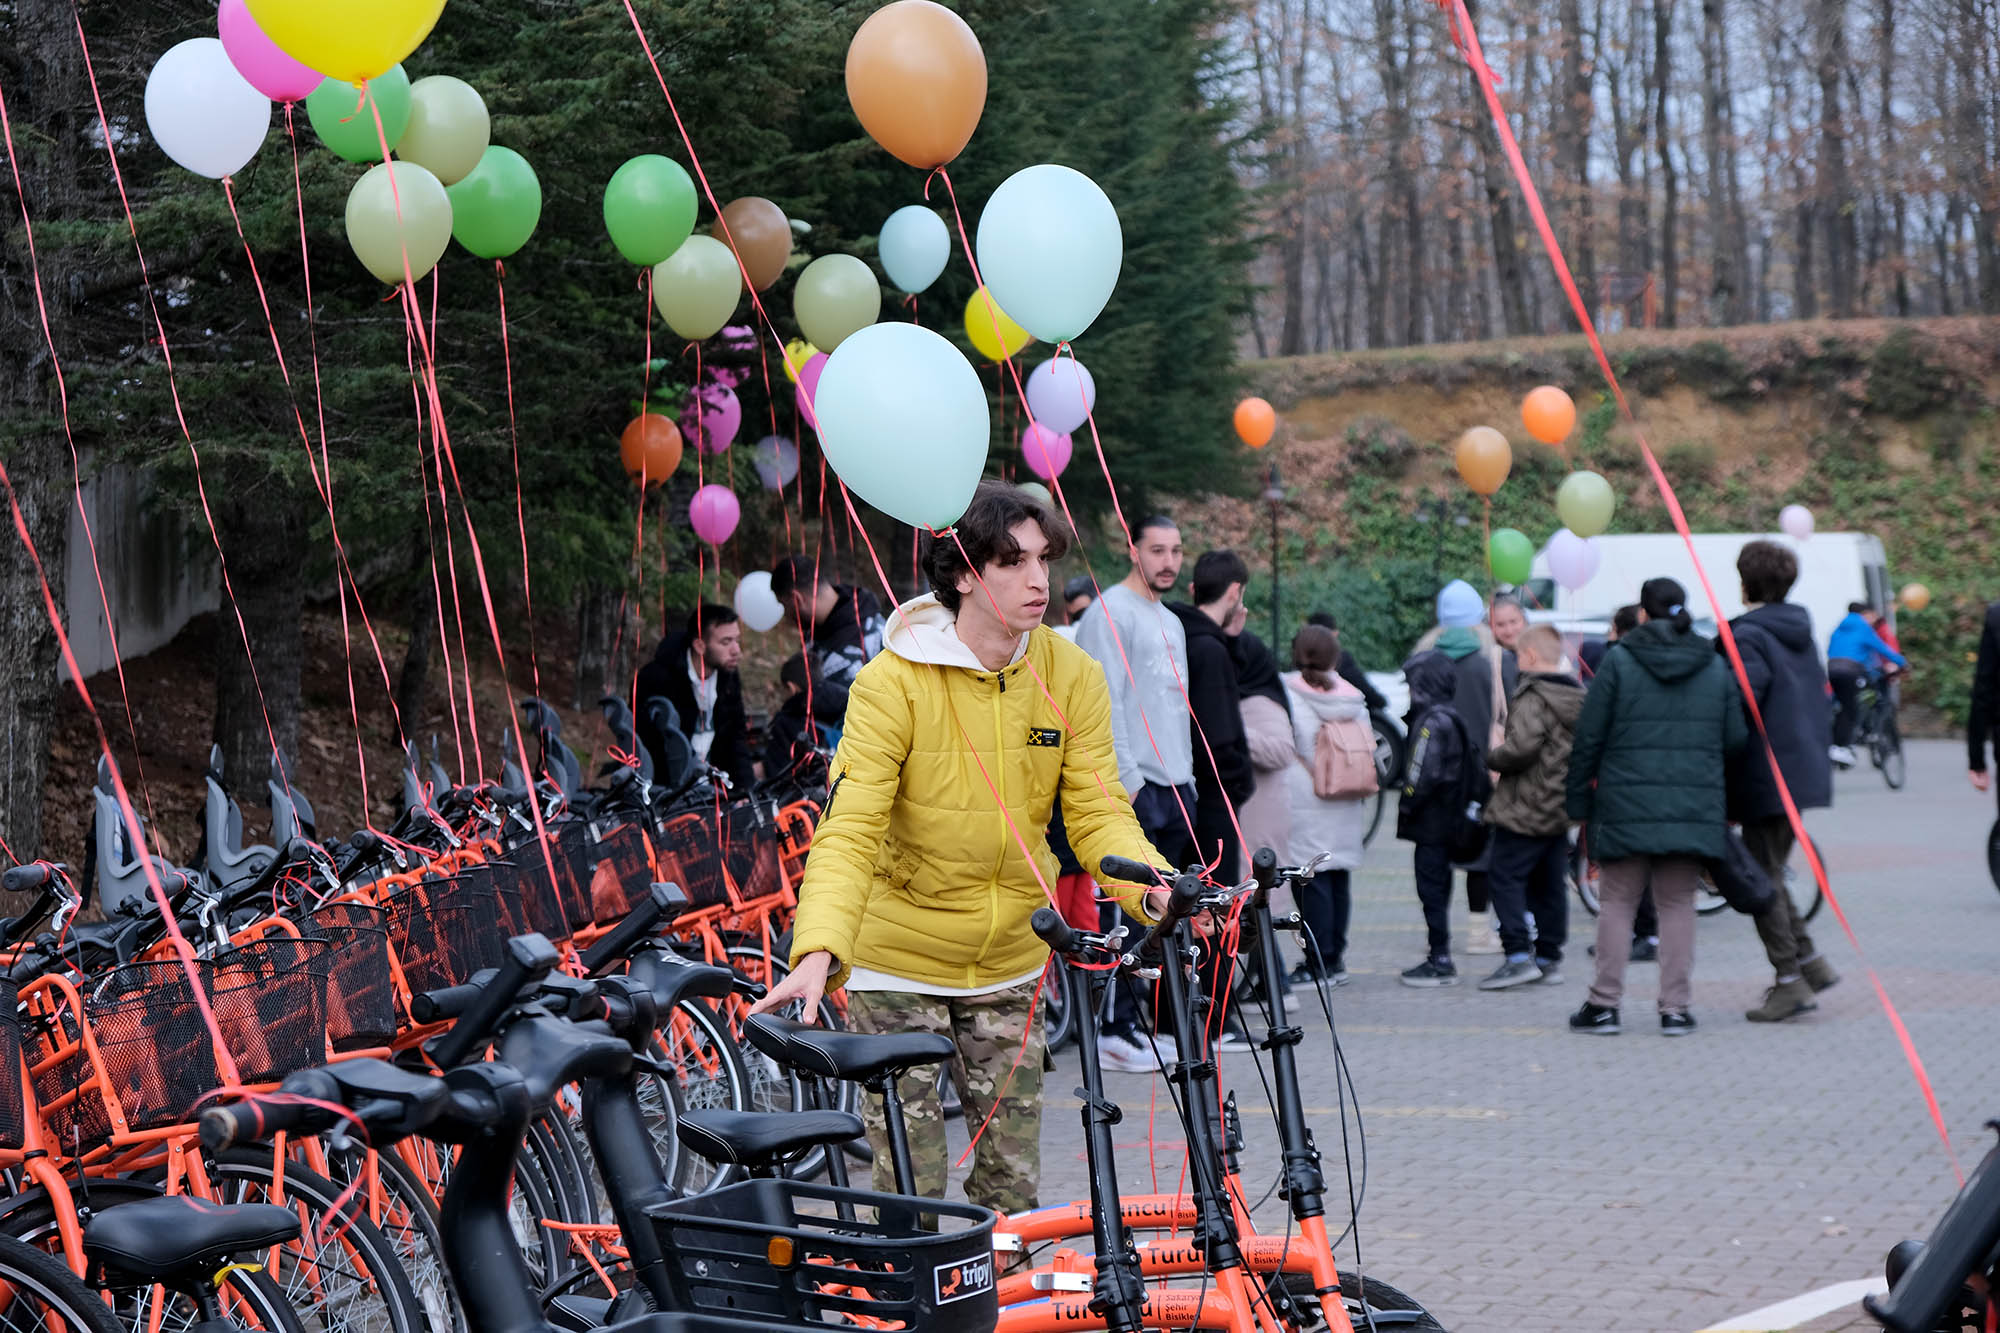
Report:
1863,1125,2000,1333
1134,871,1206,959
1,864,56,894
579,883,685,977
429,933,562,1071
1097,856,1165,888
1031,906,1080,957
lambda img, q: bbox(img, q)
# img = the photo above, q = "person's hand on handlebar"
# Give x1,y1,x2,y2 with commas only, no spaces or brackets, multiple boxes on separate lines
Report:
746,949,834,1024
1141,886,1218,939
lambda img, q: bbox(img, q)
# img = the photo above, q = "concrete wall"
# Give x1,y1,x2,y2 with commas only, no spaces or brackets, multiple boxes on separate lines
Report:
63,462,218,680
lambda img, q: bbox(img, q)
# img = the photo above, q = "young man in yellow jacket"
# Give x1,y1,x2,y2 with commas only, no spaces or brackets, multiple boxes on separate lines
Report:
750,481,1172,1216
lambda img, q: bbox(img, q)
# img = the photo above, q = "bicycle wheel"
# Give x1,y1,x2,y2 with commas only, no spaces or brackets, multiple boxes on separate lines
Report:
1876,715,1906,790
1363,715,1403,847
653,995,750,1194
1787,835,1826,923
1569,832,1599,916
1272,1270,1446,1331
0,1231,138,1333
204,1147,425,1333
320,1145,467,1333
1041,959,1076,1051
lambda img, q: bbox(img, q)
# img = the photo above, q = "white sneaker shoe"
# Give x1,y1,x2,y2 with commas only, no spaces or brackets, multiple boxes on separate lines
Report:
1463,916,1503,956
1097,1033,1163,1074
1146,1033,1179,1065
1828,744,1857,767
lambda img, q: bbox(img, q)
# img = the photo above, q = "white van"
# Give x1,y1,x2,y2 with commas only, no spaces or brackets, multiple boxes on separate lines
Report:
1522,531,1894,656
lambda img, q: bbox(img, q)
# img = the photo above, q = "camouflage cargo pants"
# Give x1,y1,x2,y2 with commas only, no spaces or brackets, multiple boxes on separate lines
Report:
843,979,1045,1216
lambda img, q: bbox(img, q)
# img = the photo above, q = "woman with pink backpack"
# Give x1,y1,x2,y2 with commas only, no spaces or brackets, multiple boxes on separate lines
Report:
1282,624,1380,987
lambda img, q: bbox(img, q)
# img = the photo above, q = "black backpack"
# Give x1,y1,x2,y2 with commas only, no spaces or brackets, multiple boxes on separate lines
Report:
1443,715,1493,865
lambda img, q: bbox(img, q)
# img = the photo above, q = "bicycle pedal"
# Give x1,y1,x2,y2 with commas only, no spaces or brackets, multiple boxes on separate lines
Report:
992,1232,1024,1253
1029,1272,1092,1293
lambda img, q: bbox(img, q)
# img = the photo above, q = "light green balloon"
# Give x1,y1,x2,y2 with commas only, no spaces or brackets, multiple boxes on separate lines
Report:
447,146,540,259
1488,527,1535,586
604,154,697,267
345,160,452,285
814,322,989,529
398,75,489,186
1556,470,1617,539
794,254,882,352
306,66,410,163
652,235,741,341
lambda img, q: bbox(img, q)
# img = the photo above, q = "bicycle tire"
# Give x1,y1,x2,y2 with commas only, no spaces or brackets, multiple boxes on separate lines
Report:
205,1147,426,1333
0,1182,305,1333
393,1106,576,1285
1042,959,1076,1051
653,995,750,1194
0,1230,139,1333
1989,820,2000,893
1878,715,1906,790
529,1109,596,1224
321,1145,468,1333
1574,832,1729,917
1271,1270,1447,1330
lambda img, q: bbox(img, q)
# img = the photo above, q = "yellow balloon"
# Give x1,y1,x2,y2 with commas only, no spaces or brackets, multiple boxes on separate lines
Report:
782,338,819,384
245,0,446,84
964,285,1033,362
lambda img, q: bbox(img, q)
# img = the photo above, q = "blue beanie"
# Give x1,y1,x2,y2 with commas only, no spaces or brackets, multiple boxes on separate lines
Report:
1436,579,1484,628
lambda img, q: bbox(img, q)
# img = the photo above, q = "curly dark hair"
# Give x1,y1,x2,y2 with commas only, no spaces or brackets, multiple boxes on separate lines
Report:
922,481,1072,613
1737,539,1799,605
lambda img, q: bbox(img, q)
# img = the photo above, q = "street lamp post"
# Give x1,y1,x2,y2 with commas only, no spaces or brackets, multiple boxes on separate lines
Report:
1262,463,1285,649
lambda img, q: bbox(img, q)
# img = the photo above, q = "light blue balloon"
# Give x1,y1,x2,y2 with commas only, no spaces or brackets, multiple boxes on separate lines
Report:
974,164,1122,343
878,205,950,295
814,322,989,529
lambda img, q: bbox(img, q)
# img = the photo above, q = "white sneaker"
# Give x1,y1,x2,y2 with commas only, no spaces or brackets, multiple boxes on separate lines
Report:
1828,744,1857,767
1463,916,1503,956
1212,1028,1254,1054
1097,1033,1162,1074
1147,1033,1179,1065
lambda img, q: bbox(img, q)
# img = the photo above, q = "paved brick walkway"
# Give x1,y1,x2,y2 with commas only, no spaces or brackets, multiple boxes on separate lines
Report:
930,740,1995,1331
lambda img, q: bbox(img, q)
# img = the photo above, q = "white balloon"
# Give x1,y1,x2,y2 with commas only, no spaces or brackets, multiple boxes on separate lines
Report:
145,38,271,179
1779,504,1815,541
751,435,800,490
733,570,785,633
878,205,950,295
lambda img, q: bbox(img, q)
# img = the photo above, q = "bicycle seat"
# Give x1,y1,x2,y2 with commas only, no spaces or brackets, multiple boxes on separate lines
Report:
83,1197,300,1285
675,1109,863,1169
782,1024,957,1086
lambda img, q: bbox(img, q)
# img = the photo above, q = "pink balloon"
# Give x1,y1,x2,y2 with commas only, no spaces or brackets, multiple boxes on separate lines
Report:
679,383,741,455
1024,357,1096,435
1546,528,1602,590
217,0,323,102
1021,423,1073,480
689,484,740,545
795,352,828,432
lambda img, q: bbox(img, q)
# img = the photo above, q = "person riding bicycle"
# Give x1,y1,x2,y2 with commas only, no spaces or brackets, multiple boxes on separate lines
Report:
1828,602,1906,768
749,482,1172,1218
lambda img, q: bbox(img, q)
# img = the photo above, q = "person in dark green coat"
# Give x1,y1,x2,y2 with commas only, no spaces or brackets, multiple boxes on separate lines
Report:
1564,578,1748,1037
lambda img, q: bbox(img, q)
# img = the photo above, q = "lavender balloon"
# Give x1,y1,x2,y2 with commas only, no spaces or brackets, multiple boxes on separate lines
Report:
752,435,799,490
689,484,740,545
1546,528,1602,590
679,383,741,455
1021,422,1073,480
1024,357,1096,435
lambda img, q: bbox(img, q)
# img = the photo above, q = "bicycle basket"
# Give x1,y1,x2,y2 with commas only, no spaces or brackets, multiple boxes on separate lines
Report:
209,936,334,1084
384,872,516,995
720,800,783,904
654,812,729,911
540,821,600,932
0,978,23,1150
35,962,223,1141
299,900,397,1052
645,1179,998,1333
586,821,657,925
488,848,571,943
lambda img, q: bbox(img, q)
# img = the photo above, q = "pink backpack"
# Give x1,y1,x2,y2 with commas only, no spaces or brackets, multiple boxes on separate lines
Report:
1311,713,1380,800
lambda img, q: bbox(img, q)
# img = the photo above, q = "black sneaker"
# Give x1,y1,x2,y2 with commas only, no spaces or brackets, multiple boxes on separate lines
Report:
1629,937,1659,963
1568,1001,1621,1034
1477,958,1544,990
1400,957,1458,988
1660,1010,1697,1036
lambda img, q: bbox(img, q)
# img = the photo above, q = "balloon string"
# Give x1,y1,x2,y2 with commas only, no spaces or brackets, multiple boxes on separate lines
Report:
496,260,542,700
429,267,486,782
1441,0,1961,1179
410,320,467,778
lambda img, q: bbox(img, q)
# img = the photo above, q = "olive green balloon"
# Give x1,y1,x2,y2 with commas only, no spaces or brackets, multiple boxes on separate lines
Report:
346,160,452,285
604,154,697,267
306,66,410,163
447,146,540,259
1556,470,1617,539
794,254,882,352
398,75,489,185
652,235,741,341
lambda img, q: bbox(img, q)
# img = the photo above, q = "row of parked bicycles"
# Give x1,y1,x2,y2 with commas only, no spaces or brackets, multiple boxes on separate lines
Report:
0,689,1986,1333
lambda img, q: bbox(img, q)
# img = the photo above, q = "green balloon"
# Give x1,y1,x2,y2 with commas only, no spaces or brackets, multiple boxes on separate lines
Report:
1489,527,1535,586
1556,470,1617,539
652,235,741,340
795,254,883,352
306,66,411,164
604,154,697,267
448,146,541,259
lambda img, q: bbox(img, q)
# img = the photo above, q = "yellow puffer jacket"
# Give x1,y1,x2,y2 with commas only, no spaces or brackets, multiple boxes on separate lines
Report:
790,595,1168,991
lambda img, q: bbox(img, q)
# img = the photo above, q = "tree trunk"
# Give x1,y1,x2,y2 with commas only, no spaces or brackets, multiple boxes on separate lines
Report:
1814,0,1858,315
1559,0,1599,314
1652,0,1681,326
1795,200,1820,317
0,0,86,859
1464,0,1532,334
575,587,625,713
1700,0,1752,321
395,572,433,745
212,494,305,806
1879,0,1910,315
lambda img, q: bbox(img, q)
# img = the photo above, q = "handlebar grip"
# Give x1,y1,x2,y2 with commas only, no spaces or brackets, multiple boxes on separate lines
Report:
1097,856,1164,887
199,1066,339,1152
580,883,685,977
1137,872,1205,958
1863,1133,2000,1333
1031,907,1079,956
1250,847,1277,894
2,865,52,894
410,971,495,1025
430,934,561,1071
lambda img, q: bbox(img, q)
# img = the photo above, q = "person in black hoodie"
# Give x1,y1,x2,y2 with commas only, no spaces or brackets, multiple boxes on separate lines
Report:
1169,550,1257,882
770,554,886,705
635,604,753,790
1967,599,2000,800
763,652,848,783
1396,649,1479,986
1724,540,1839,1023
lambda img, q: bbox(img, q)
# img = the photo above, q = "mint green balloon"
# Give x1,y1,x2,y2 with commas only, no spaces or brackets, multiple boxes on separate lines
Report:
1488,527,1534,586
604,154,697,267
448,146,541,259
813,322,989,529
1556,470,1617,539
306,66,410,163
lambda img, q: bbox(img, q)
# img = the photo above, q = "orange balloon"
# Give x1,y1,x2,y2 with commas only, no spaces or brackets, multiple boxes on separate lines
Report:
1521,385,1576,445
1900,582,1931,612
711,197,792,292
1454,426,1512,495
619,414,683,487
1234,397,1277,449
845,0,988,170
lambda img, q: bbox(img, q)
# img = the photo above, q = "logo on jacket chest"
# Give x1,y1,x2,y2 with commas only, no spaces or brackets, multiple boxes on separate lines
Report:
1027,727,1063,748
